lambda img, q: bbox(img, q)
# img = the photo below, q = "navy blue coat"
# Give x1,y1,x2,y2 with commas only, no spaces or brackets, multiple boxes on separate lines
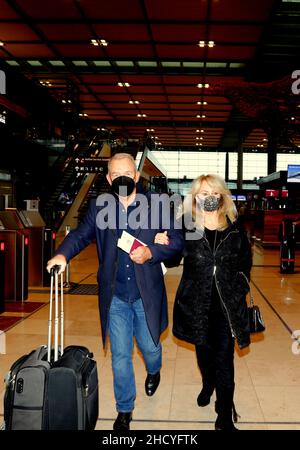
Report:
55,190,185,347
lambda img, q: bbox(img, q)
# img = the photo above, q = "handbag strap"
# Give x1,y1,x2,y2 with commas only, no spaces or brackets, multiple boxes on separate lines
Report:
238,271,254,307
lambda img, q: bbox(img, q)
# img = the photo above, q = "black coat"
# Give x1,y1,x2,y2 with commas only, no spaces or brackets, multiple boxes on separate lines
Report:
55,191,185,347
173,220,252,349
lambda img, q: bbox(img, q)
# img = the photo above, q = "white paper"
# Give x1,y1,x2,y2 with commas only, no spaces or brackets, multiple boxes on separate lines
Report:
117,231,167,275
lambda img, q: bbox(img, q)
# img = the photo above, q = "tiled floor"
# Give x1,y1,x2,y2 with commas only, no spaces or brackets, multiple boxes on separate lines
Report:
1,243,300,430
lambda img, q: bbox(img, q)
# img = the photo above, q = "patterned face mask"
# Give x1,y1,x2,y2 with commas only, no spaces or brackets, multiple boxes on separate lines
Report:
196,195,221,212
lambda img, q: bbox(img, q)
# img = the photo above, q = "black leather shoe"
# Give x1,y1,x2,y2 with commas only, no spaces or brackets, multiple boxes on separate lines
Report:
145,371,160,396
197,385,215,407
113,412,132,431
215,417,238,431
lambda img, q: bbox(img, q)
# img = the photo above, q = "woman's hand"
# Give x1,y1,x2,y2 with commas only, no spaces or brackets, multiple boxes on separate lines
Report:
154,231,169,245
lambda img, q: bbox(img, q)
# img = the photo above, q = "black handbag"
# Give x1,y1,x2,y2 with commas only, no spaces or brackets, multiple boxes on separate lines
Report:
240,272,266,333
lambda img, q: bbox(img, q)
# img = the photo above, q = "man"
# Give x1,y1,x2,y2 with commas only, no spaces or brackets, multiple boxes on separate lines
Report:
47,153,184,430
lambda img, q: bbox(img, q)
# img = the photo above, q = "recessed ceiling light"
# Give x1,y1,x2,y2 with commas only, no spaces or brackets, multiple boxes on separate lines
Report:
0,41,4,46
198,40,215,48
197,83,210,88
118,82,130,87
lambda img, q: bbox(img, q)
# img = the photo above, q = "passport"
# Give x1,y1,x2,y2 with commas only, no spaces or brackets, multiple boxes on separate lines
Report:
117,231,167,275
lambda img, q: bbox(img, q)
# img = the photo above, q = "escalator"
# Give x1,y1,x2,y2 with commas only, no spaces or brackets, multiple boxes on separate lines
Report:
42,138,93,226
48,137,111,233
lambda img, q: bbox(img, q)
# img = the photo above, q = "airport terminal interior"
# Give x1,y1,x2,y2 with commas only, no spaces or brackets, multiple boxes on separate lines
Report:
1,0,300,431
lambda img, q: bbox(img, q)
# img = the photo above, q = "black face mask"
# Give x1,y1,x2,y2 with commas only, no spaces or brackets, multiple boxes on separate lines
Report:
111,175,136,197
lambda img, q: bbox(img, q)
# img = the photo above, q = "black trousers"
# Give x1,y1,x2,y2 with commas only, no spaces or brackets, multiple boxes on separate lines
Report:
195,302,235,417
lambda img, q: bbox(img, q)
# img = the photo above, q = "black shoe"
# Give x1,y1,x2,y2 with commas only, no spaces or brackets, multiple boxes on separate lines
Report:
145,371,160,396
197,386,214,407
215,416,239,431
113,412,132,431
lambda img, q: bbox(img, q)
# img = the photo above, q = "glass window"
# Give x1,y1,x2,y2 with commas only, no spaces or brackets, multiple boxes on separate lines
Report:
276,153,300,171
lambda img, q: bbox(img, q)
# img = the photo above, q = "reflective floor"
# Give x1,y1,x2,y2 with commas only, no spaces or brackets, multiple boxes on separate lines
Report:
1,243,300,430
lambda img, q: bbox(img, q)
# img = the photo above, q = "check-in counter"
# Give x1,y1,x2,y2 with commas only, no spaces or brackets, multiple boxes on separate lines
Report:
18,210,47,287
0,210,29,301
252,210,299,246
0,239,4,313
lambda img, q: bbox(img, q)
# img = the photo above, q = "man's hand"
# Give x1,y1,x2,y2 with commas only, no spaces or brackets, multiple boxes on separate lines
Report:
129,246,152,264
154,231,169,245
46,254,67,275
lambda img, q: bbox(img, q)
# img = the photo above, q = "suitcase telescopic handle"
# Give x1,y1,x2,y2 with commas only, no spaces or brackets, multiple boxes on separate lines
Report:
48,265,64,363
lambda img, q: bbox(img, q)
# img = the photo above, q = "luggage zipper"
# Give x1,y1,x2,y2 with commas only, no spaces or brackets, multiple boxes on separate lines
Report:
82,356,94,397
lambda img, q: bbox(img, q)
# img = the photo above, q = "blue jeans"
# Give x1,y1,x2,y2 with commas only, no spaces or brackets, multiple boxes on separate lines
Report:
108,296,162,412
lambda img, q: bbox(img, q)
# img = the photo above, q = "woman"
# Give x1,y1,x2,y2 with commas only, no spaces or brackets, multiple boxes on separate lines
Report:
155,174,252,431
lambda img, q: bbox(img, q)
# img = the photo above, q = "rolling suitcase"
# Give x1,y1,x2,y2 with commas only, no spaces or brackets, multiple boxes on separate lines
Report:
279,220,296,274
4,265,99,430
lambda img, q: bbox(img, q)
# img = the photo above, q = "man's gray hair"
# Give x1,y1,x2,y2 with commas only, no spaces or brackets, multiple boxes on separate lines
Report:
107,152,137,172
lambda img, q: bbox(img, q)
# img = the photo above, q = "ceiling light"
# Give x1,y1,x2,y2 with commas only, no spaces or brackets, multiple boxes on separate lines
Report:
198,40,215,48
117,82,130,87
291,116,295,120
91,38,108,47
129,100,139,104
62,100,66,104
196,129,200,133
200,129,204,133
197,101,207,105
0,41,4,46
83,113,88,117
197,83,210,88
